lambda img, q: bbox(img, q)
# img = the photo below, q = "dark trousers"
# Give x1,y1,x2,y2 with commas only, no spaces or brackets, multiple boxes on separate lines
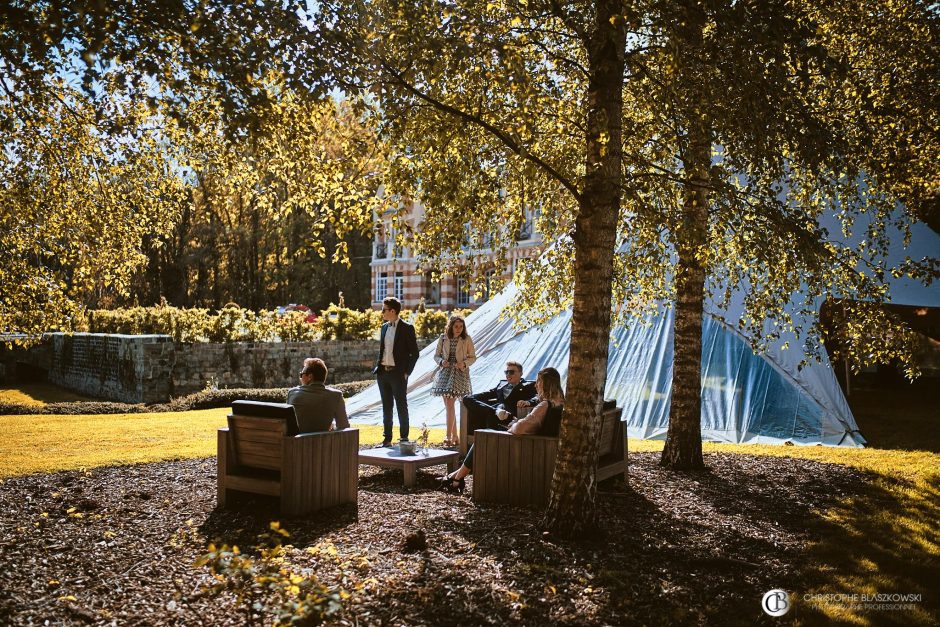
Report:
463,444,476,470
377,368,409,441
462,396,510,433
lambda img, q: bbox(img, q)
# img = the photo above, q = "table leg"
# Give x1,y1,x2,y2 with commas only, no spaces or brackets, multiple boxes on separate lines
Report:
403,464,416,488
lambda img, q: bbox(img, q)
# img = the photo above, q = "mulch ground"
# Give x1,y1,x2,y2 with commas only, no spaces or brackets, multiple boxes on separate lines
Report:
0,451,867,626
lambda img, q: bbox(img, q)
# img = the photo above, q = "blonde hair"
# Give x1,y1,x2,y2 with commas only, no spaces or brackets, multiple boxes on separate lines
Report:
537,367,564,404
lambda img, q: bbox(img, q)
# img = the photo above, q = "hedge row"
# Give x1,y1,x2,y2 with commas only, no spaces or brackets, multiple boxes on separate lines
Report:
77,305,473,342
0,380,374,415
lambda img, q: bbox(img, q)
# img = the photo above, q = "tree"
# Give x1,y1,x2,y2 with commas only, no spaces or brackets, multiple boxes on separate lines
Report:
131,90,387,310
3,0,936,536
304,0,937,507
0,71,188,337
622,0,940,468
1,5,386,330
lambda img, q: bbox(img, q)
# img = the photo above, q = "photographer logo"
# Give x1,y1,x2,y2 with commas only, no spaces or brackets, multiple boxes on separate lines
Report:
763,589,791,616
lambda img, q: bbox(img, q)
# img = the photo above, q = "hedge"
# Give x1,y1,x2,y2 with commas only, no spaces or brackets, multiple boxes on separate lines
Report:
0,380,375,415
78,305,471,342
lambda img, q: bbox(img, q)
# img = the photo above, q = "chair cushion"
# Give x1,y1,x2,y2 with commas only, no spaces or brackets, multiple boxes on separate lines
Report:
230,400,299,436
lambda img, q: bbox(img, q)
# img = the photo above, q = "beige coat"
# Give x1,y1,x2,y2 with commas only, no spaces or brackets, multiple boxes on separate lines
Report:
434,334,477,369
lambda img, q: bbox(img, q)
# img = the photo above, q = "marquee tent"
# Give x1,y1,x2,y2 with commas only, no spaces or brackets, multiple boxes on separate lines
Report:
346,217,939,447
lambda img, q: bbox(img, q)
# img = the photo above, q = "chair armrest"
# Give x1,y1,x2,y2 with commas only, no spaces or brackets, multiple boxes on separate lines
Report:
291,428,359,441
474,429,559,444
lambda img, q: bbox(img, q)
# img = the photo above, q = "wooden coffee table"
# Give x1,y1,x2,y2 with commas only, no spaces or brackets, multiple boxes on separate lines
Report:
358,447,461,488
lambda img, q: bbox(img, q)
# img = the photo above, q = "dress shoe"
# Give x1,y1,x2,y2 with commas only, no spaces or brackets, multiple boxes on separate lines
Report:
380,439,392,448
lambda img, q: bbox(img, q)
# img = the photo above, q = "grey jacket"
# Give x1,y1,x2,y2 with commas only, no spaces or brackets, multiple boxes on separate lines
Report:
286,382,350,433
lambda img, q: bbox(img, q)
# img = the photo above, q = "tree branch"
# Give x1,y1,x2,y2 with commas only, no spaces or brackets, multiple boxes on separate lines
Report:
380,60,582,202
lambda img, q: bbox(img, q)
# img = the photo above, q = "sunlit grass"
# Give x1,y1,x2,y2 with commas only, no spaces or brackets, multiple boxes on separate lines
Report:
628,437,938,625
0,410,446,478
0,383,95,406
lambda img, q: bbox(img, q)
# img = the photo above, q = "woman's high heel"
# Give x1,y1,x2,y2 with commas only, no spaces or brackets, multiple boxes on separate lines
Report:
438,475,465,493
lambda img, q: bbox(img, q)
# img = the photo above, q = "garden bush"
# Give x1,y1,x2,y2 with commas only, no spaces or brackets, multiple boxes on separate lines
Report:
317,304,382,340
0,381,374,415
78,304,477,342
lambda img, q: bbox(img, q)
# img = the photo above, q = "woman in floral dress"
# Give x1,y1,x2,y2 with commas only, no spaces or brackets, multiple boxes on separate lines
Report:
431,316,476,447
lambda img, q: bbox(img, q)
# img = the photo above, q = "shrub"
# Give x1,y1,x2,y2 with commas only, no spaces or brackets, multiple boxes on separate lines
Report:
411,309,448,338
161,382,373,411
79,303,471,343
0,401,149,415
318,304,382,340
0,381,374,415
273,310,319,341
195,523,344,626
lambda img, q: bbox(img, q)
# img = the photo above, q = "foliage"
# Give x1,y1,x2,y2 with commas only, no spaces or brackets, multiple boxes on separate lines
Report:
0,381,374,415
132,93,387,311
0,72,187,340
317,304,381,340
81,304,474,342
195,523,344,626
0,400,150,416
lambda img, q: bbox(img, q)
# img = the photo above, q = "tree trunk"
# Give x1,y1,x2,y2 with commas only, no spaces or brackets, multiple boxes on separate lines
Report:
544,0,626,537
660,118,709,471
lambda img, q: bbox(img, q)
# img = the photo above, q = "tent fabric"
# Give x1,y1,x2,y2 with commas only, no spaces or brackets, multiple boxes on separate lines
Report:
345,282,865,446
346,215,938,447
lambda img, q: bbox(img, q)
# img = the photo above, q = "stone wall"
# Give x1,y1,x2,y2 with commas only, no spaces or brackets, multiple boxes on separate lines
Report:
49,334,173,404
170,339,431,396
34,334,429,403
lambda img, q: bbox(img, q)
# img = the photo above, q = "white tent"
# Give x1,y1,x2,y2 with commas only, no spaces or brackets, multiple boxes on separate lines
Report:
346,217,939,447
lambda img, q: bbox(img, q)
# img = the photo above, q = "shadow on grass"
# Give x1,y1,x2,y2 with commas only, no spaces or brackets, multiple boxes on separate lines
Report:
793,470,940,625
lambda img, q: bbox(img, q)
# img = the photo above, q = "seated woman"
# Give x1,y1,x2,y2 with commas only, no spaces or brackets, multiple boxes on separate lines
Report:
439,366,565,492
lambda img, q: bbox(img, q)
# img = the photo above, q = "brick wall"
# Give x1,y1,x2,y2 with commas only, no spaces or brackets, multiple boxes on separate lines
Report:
34,334,429,403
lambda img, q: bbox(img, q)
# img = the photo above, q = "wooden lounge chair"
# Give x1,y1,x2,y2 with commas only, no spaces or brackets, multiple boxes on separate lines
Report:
472,405,626,507
217,401,358,516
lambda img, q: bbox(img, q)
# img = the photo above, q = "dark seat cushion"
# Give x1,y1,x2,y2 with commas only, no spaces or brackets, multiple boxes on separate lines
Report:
230,400,299,436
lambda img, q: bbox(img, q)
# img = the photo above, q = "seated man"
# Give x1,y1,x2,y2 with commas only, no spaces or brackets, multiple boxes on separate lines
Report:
462,360,536,434
286,358,350,433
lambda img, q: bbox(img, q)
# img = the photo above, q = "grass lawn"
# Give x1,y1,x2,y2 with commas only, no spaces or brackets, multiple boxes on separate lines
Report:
0,384,936,624
0,382,95,406
0,408,438,478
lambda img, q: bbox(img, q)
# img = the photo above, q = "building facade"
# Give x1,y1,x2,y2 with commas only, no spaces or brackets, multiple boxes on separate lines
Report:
370,202,543,310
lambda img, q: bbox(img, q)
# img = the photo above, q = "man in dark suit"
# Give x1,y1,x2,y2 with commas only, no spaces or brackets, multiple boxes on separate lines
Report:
373,296,420,447
287,358,350,433
462,360,536,434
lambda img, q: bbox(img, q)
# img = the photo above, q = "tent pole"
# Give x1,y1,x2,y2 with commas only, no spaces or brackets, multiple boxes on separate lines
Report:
844,360,851,397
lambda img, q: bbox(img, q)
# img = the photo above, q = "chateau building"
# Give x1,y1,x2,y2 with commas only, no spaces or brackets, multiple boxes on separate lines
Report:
370,202,543,310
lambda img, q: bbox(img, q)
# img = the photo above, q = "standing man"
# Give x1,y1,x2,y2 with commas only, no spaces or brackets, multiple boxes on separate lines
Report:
462,361,536,434
287,358,350,433
374,296,420,447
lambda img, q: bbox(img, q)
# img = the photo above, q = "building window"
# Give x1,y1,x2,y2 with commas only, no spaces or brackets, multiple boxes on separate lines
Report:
424,275,440,304
376,272,388,301
518,206,540,240
457,277,472,306
480,270,494,303
375,225,388,259
394,272,404,300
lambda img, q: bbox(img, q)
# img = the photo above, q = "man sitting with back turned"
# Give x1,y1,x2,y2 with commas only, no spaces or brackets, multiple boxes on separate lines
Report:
287,358,350,433
462,360,536,434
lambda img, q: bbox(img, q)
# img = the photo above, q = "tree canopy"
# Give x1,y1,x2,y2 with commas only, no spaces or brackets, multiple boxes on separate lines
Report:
2,0,937,534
